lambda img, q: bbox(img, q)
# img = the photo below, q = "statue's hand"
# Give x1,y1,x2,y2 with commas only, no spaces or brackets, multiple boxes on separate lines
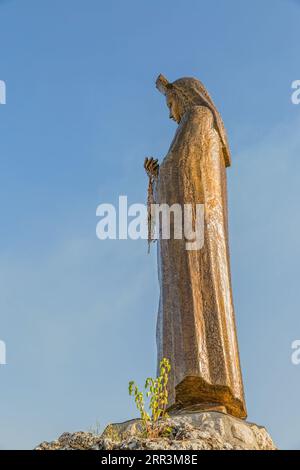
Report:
144,157,159,178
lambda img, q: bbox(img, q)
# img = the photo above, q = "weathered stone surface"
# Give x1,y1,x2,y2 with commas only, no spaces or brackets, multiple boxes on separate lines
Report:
35,411,276,451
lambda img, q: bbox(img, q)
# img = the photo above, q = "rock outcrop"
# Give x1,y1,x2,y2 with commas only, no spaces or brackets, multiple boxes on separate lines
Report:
36,410,276,450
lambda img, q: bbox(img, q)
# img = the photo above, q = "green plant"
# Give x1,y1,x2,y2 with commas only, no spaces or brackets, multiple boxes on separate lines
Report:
128,357,171,437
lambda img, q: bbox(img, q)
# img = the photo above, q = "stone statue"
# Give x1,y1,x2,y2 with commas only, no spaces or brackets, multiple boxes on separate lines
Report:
144,74,247,420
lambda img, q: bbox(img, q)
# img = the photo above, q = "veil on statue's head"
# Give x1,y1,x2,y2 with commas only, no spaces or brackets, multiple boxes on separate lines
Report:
156,74,231,167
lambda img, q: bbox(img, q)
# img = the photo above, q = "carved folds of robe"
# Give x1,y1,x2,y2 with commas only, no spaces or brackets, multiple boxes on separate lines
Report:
155,104,247,420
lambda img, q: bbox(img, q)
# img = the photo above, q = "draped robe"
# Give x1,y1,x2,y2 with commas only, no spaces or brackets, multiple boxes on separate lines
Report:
155,105,247,419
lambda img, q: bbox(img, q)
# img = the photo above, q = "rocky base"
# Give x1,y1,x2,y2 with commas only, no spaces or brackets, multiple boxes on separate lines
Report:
36,411,276,451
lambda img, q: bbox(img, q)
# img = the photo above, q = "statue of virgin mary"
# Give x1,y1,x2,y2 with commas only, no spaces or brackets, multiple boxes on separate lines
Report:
144,74,247,419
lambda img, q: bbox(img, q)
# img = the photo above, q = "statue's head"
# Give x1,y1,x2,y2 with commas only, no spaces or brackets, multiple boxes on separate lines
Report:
156,74,216,123
155,74,231,167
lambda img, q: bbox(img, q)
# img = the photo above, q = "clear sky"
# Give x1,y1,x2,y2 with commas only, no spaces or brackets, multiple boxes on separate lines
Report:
0,0,299,450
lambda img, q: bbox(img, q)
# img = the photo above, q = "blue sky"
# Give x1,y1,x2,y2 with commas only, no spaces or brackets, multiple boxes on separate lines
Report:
0,0,299,449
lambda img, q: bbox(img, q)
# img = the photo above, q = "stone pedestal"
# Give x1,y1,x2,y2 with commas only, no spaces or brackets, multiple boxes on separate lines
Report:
101,410,276,450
